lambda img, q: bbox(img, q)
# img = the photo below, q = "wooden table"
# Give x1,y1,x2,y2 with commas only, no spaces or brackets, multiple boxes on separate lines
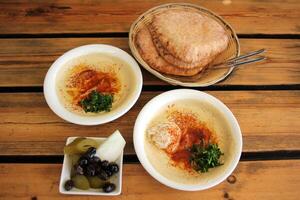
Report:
0,0,299,199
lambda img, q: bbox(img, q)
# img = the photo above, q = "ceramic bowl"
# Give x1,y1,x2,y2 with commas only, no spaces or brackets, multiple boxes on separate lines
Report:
44,44,143,125
133,89,242,191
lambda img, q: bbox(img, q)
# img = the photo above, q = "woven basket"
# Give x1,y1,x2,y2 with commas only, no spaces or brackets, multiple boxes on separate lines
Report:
129,3,240,87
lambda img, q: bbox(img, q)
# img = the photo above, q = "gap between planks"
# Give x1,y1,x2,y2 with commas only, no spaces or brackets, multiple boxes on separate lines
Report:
0,85,300,94
0,151,300,164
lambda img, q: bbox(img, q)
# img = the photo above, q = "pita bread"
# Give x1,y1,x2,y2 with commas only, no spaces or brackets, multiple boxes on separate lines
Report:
151,34,202,68
150,9,229,64
135,26,204,76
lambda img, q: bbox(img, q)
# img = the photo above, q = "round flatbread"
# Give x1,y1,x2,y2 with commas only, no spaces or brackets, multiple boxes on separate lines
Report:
135,26,204,76
150,33,202,68
150,9,229,64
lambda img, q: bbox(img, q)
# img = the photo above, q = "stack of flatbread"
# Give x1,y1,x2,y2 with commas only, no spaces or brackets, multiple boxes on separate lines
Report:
135,9,229,76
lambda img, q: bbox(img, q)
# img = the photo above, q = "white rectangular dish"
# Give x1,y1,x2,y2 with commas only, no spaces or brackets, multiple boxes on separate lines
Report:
59,137,123,195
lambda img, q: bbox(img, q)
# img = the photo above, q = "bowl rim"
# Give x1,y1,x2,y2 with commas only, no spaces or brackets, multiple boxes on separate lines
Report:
129,3,240,87
133,89,242,191
43,44,143,125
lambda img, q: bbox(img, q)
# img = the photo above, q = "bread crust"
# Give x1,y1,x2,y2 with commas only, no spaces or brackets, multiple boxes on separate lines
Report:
150,32,202,68
150,9,229,65
135,26,204,76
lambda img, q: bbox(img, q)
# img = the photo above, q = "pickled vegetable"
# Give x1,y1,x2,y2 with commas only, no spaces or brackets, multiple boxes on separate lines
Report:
64,180,74,191
70,166,76,178
103,182,116,193
72,175,90,190
64,137,85,154
70,154,81,177
71,137,86,144
87,176,105,188
84,147,96,158
98,169,109,180
74,164,84,175
64,138,99,155
108,163,119,173
70,154,81,165
96,130,125,162
65,134,122,192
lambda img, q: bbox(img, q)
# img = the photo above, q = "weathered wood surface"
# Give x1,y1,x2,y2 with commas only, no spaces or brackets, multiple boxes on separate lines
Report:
0,0,299,35
0,91,299,155
0,160,299,200
0,38,299,87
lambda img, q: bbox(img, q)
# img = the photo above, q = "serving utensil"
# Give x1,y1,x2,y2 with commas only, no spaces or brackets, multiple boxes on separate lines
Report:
212,49,266,70
175,49,266,83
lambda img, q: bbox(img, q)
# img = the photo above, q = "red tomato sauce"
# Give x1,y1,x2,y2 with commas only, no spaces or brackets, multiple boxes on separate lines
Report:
66,68,120,104
167,111,216,171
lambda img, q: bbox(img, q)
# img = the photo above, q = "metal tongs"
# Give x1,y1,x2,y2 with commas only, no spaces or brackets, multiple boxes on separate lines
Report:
212,49,266,69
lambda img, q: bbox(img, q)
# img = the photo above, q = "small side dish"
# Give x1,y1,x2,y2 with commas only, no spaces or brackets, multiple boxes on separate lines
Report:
59,131,125,195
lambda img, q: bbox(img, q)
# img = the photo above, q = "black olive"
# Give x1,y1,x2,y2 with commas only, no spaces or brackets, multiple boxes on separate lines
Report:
98,170,109,180
91,156,101,164
108,163,119,174
101,160,109,169
95,164,102,173
79,157,89,166
103,183,116,193
75,164,84,175
105,169,113,177
64,180,74,191
85,147,96,158
86,165,96,176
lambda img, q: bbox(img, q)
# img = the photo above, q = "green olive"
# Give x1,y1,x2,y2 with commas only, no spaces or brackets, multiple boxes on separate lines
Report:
87,176,106,188
72,175,90,190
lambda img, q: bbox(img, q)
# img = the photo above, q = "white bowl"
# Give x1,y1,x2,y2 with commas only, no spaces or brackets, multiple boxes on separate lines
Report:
44,44,143,125
133,89,242,191
59,137,123,196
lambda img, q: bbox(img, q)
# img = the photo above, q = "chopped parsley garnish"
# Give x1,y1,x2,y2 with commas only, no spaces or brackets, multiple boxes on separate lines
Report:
189,142,224,173
80,90,113,113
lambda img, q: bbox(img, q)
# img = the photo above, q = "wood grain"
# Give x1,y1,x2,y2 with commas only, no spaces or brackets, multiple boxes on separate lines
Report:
0,0,299,35
0,38,299,87
0,91,299,155
0,160,299,199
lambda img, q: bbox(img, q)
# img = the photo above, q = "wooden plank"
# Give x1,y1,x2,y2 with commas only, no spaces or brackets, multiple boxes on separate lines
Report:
0,91,299,156
0,160,299,199
0,0,299,35
0,38,299,87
